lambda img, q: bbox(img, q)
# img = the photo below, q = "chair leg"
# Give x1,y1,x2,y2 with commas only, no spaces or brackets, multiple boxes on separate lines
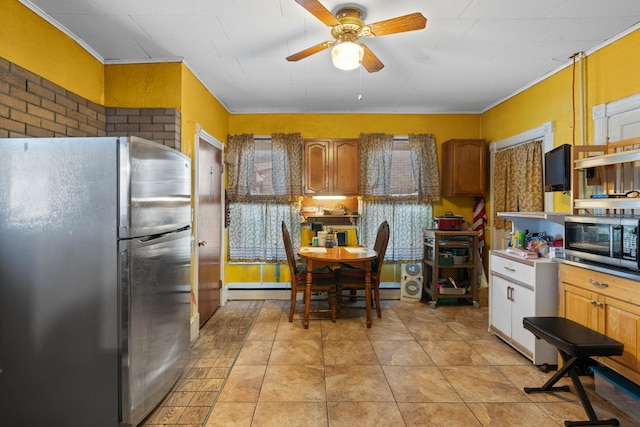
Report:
329,290,337,323
373,287,381,318
289,289,296,322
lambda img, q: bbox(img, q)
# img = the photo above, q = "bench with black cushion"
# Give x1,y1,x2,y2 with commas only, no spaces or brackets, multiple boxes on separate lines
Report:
522,316,624,427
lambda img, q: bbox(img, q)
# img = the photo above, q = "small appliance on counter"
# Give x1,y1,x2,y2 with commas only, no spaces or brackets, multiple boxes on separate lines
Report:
564,215,640,270
434,212,466,230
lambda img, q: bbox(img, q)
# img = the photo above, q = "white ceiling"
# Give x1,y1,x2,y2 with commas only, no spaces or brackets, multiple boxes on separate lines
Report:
22,0,640,114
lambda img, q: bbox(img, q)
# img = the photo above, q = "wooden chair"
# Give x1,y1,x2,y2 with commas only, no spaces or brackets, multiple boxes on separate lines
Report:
282,221,337,323
335,220,390,318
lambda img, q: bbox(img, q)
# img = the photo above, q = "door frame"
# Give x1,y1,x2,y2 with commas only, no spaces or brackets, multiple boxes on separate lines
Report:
593,92,640,144
192,125,225,341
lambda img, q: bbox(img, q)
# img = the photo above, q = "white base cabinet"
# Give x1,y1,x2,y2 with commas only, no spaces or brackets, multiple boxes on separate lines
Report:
489,250,559,366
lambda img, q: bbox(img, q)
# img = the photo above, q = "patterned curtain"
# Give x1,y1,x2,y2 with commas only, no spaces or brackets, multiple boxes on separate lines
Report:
271,133,303,198
359,133,394,196
227,133,302,262
360,200,432,262
227,133,254,202
408,133,440,201
494,140,544,229
228,202,299,261
359,133,435,262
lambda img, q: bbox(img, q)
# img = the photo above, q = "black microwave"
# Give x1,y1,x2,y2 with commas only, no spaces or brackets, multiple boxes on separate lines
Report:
564,215,640,270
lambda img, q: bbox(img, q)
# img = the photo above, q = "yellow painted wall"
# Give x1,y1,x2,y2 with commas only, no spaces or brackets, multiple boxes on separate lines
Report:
1,0,104,104
481,28,640,215
180,63,230,157
104,62,182,110
229,113,480,140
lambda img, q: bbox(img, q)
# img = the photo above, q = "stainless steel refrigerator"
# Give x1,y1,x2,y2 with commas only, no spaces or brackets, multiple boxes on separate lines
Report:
0,136,192,426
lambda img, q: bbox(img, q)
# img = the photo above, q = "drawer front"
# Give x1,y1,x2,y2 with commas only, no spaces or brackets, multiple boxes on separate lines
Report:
558,263,640,305
490,253,535,286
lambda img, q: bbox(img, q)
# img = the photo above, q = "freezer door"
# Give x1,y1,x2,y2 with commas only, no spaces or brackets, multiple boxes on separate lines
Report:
119,137,192,239
119,228,192,426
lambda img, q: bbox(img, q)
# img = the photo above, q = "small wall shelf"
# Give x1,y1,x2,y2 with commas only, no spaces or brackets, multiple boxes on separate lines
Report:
571,136,640,215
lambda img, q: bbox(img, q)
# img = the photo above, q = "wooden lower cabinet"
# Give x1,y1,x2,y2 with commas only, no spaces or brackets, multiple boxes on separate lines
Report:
559,263,640,384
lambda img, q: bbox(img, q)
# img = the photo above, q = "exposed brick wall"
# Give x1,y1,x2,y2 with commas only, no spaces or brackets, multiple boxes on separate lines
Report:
0,57,106,138
0,57,181,151
106,107,182,151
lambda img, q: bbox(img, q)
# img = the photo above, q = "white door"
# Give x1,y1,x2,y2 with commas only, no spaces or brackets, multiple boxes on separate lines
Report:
608,107,640,192
489,274,512,337
609,108,640,141
510,282,535,353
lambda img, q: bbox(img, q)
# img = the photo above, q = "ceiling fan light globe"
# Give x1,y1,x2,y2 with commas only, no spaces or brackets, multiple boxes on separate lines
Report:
331,42,364,71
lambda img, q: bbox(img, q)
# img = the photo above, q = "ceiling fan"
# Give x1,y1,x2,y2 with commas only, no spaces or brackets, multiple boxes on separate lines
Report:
286,0,427,72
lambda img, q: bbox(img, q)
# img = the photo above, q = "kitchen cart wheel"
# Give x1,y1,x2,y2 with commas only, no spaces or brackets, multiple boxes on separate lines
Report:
473,301,480,309
428,301,437,309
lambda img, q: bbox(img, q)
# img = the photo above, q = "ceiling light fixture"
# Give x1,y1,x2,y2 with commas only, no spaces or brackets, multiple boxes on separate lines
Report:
331,41,364,71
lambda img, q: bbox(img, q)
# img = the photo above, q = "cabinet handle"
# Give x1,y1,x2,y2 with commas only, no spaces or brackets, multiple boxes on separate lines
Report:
589,279,609,288
504,267,516,272
590,300,597,305
506,286,514,301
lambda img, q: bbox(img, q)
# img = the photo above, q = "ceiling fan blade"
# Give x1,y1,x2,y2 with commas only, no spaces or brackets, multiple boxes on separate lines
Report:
286,41,333,62
360,44,384,73
367,12,427,36
295,0,340,26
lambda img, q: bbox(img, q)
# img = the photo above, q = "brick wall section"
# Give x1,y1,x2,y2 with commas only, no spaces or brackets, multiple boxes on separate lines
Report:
105,108,182,151
0,57,106,138
0,57,181,151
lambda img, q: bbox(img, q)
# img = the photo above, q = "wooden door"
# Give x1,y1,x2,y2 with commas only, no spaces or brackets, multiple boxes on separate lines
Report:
333,140,359,195
562,283,598,330
442,139,486,196
304,140,331,194
603,297,640,373
197,137,222,325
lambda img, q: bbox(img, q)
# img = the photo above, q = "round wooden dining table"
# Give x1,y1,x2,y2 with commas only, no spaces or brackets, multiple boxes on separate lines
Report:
297,246,377,328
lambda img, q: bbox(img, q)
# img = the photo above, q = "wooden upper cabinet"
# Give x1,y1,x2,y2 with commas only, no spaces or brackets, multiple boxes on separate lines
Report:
303,139,359,195
442,139,486,197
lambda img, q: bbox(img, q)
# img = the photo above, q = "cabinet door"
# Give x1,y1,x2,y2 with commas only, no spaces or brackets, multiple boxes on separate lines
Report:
490,274,512,336
304,141,331,195
510,282,535,352
442,139,486,196
603,296,640,374
333,140,359,195
563,283,599,330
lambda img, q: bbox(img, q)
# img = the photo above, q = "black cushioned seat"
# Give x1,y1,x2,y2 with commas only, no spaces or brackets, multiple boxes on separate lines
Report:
522,316,624,427
523,317,624,358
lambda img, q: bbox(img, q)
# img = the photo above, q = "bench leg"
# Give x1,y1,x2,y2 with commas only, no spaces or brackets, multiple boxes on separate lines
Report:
525,351,619,427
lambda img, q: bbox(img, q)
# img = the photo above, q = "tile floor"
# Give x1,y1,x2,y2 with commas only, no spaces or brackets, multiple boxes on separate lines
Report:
140,298,639,426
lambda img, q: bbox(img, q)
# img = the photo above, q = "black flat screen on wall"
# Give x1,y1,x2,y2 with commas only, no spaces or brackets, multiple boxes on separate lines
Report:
544,144,572,192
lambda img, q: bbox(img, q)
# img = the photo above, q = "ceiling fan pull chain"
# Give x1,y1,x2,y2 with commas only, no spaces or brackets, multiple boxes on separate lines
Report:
358,66,363,101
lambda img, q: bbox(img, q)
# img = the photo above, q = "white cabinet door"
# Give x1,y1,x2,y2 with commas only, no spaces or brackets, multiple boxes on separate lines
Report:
510,282,535,354
490,274,512,337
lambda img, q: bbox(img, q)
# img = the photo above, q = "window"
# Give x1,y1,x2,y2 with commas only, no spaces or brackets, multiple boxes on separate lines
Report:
359,134,439,262
227,134,303,262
